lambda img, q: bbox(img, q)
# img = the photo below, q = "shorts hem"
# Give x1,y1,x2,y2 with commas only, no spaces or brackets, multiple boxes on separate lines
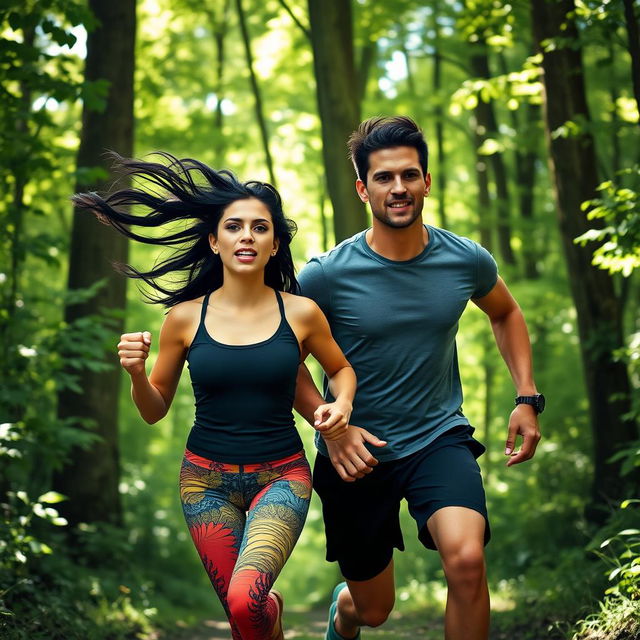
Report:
331,545,400,582
417,503,491,550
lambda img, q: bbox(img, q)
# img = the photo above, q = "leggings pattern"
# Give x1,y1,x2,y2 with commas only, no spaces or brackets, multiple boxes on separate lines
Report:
180,449,311,640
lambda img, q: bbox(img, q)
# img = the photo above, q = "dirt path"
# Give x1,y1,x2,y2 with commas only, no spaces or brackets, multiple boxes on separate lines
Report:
160,608,444,640
157,608,547,640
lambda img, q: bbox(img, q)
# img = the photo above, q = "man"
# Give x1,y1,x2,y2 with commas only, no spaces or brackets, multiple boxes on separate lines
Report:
294,116,542,640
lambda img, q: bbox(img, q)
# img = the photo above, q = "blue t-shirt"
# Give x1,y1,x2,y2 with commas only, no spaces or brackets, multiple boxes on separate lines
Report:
298,225,498,462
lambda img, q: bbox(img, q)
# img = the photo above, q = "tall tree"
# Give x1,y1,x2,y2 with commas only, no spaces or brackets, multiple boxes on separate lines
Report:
235,0,277,187
433,3,449,229
204,0,231,167
497,52,540,279
532,0,637,510
469,43,516,267
308,0,366,241
4,25,34,372
622,0,640,125
54,0,136,528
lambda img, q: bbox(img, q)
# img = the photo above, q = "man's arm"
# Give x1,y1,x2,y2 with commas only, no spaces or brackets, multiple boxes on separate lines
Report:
294,363,386,482
473,277,541,466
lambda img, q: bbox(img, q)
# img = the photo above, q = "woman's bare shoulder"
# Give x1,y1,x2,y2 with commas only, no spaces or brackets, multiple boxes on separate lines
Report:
164,297,205,327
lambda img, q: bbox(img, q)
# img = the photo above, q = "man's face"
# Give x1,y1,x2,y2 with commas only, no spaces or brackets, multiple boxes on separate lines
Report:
356,146,431,229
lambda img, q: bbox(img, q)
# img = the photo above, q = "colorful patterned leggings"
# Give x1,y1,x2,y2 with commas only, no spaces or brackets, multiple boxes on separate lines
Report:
180,448,312,640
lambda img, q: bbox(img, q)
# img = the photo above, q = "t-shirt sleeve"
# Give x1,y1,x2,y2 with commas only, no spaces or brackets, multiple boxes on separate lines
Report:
297,257,331,316
473,243,498,298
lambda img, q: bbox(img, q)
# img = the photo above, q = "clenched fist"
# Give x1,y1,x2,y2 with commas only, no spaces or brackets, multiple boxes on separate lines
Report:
118,331,151,376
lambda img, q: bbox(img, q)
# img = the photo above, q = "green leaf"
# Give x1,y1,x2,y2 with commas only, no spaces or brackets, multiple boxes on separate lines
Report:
37,491,66,504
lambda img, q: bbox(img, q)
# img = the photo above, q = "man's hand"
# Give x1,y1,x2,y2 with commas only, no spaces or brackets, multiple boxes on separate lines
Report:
504,404,541,466
325,425,387,482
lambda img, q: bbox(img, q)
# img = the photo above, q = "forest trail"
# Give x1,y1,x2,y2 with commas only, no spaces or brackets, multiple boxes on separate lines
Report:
160,607,444,639
159,608,533,640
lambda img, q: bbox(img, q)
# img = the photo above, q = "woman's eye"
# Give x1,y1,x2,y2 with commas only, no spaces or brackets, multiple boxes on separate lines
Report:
225,224,240,231
254,225,268,232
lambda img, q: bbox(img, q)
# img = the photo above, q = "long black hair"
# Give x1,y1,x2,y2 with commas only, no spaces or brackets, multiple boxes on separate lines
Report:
73,152,299,306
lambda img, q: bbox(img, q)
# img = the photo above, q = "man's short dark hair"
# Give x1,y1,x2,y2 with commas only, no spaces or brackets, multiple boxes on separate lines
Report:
347,116,428,184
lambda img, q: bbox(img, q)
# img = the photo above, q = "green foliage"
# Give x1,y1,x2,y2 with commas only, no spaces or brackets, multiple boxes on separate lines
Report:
576,167,640,277
598,524,640,600
0,489,66,595
0,3,161,636
450,54,543,119
570,157,640,640
571,497,640,640
0,523,158,639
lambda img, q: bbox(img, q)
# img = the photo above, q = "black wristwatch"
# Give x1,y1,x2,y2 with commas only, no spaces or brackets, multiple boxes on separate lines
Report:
515,393,545,414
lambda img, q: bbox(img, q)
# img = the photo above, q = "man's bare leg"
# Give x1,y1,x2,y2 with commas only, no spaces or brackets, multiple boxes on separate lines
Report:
334,559,395,637
427,506,489,640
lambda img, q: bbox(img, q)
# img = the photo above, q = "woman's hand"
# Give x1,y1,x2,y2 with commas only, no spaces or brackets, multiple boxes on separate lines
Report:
314,400,352,440
118,331,151,377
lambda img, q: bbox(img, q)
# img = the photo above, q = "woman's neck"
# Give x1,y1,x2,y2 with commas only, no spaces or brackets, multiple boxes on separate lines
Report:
213,272,273,309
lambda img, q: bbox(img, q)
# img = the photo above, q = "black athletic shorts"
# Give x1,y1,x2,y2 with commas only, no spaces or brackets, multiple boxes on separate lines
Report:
313,425,490,581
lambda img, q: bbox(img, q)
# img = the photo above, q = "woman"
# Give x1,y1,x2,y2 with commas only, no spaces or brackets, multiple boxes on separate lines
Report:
74,153,355,640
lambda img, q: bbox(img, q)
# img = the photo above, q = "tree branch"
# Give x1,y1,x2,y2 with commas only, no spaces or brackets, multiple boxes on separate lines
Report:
278,0,310,40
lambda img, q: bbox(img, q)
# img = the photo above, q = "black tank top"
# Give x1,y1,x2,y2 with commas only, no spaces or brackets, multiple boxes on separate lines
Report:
185,289,303,463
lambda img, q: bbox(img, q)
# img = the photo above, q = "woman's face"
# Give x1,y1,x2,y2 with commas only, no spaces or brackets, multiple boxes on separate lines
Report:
209,198,279,275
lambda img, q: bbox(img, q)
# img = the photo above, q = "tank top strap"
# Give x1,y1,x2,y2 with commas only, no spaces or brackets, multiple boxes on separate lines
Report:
200,292,211,325
274,289,286,319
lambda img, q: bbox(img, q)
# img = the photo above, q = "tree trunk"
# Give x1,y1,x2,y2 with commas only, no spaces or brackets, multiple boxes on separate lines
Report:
3,25,34,371
54,0,136,529
235,0,277,187
205,0,231,167
319,182,330,253
474,128,493,252
433,4,448,229
623,0,640,126
469,46,516,267
357,40,377,104
307,0,367,241
606,44,622,176
513,109,539,280
532,0,637,511
497,52,539,278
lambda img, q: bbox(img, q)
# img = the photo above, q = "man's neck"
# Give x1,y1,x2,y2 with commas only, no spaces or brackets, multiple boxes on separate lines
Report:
366,219,429,261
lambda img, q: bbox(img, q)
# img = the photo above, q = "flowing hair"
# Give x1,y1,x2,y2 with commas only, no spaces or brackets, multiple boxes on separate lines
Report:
72,152,299,306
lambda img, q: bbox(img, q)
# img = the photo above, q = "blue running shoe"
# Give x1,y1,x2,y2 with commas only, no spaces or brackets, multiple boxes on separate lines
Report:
325,582,361,640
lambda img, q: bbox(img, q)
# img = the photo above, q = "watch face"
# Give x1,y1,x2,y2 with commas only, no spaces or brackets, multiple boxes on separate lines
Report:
536,394,546,413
